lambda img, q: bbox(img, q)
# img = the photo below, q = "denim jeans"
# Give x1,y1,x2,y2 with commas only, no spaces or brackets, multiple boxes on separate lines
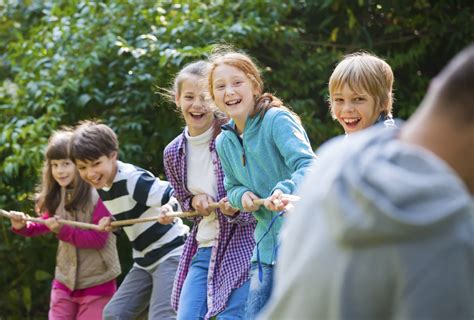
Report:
178,247,250,320
244,262,274,319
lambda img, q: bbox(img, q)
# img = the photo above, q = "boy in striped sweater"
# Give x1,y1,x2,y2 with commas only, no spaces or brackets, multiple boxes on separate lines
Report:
70,120,188,320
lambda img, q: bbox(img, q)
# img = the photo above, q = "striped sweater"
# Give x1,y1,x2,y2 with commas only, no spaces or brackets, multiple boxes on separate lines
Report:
98,161,188,269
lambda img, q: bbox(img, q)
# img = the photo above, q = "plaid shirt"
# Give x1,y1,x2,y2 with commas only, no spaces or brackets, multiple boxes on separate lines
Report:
164,130,256,319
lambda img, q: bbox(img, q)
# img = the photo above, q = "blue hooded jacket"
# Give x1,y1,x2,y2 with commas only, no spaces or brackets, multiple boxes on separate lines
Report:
216,107,316,264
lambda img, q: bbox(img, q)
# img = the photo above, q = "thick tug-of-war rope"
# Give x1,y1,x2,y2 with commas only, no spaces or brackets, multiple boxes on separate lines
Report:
0,208,102,231
0,194,299,231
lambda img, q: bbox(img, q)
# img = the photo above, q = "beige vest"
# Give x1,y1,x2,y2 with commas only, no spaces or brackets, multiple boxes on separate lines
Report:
55,188,121,290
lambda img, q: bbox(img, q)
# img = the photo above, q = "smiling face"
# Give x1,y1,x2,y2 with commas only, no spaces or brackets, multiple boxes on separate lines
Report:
176,75,214,137
211,64,258,133
50,159,76,188
75,153,117,189
331,84,383,134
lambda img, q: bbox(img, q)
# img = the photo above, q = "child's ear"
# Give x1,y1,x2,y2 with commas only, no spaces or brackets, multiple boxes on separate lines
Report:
253,86,260,98
175,94,180,107
109,151,118,161
377,101,388,115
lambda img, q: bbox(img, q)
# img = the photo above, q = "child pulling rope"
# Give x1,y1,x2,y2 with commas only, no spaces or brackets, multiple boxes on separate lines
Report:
1,195,298,230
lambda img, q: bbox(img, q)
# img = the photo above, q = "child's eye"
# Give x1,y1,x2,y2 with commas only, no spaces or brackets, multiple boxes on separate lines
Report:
234,80,242,85
77,166,85,171
215,84,225,90
354,97,366,102
334,98,343,103
185,95,194,100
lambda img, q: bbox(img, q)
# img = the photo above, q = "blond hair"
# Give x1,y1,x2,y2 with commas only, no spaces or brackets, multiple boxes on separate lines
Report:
329,52,394,118
166,60,227,137
172,60,211,102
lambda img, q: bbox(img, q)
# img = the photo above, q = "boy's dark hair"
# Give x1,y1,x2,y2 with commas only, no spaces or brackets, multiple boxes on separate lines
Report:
430,44,474,123
70,120,119,162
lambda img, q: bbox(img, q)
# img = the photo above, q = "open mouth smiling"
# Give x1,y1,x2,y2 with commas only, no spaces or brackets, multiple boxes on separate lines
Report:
225,99,241,106
343,117,361,127
190,112,205,120
89,176,105,187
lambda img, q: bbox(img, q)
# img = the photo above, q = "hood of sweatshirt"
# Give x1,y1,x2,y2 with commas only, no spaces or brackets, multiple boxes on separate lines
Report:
311,124,473,245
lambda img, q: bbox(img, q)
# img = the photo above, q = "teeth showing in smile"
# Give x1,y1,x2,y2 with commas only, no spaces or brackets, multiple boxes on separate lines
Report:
343,118,361,125
190,112,204,119
226,99,241,106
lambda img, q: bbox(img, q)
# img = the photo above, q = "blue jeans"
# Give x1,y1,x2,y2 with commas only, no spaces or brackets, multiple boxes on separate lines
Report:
244,262,274,319
178,247,249,320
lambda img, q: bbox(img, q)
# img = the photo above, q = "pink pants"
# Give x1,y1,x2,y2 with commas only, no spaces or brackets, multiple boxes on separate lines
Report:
49,287,112,320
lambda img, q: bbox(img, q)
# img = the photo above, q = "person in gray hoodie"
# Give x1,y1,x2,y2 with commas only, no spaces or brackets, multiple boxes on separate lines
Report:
259,44,474,320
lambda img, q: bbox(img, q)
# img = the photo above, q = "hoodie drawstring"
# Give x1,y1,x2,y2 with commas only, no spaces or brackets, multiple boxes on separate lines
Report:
256,210,285,282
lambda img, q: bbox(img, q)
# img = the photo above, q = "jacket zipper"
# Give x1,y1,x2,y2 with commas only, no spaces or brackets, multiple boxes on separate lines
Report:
222,123,247,167
237,134,246,167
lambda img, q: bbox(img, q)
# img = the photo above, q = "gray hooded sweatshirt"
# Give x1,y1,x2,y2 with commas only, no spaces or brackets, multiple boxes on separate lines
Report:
260,126,474,320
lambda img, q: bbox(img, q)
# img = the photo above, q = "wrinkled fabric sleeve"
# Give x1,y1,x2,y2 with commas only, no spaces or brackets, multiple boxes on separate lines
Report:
11,213,51,237
215,136,252,211
56,198,110,249
270,112,316,195
125,164,176,215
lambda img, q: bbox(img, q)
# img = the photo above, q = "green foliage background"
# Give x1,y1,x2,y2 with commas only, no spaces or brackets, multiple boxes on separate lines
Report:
0,0,472,317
